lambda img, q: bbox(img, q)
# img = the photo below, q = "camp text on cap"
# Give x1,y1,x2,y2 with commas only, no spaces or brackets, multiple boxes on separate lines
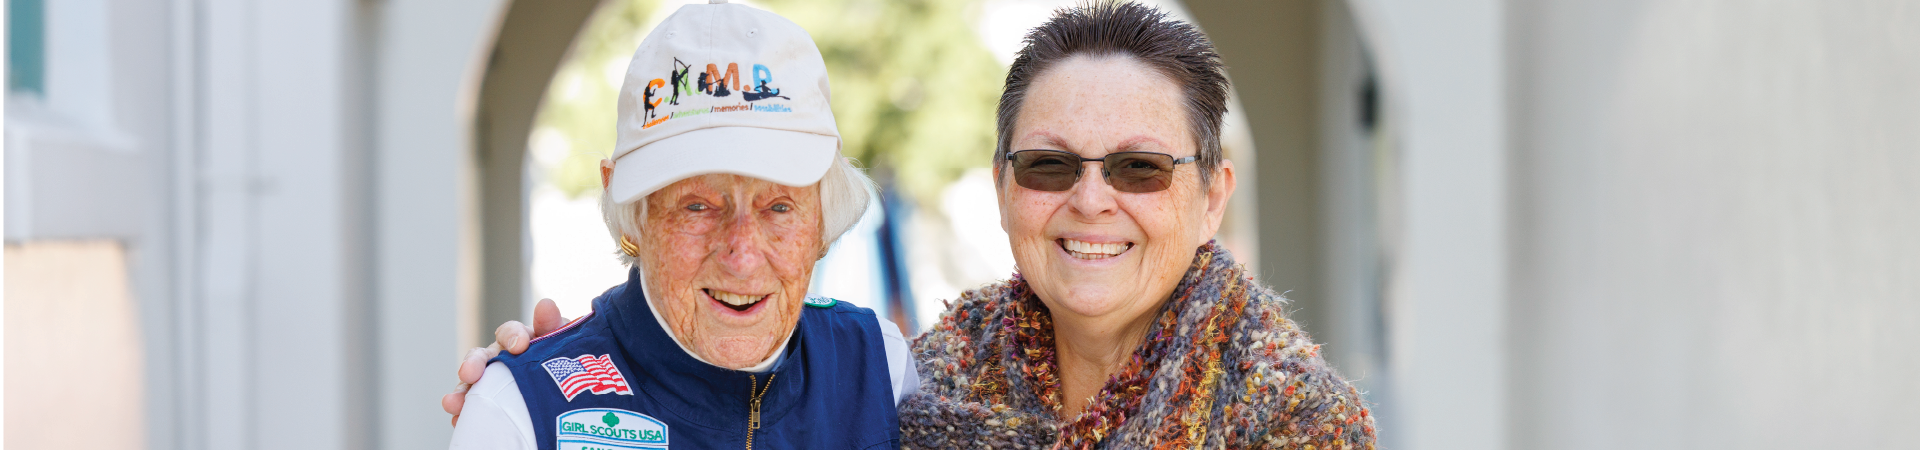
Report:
604,0,841,205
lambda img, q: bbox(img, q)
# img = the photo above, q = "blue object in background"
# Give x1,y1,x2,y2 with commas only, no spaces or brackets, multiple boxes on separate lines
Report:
8,0,45,95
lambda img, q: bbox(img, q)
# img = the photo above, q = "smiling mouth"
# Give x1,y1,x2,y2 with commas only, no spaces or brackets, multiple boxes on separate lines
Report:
1058,238,1134,260
704,289,769,312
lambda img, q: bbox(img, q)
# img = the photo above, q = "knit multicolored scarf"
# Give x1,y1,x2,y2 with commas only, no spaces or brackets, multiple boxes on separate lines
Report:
901,242,1377,449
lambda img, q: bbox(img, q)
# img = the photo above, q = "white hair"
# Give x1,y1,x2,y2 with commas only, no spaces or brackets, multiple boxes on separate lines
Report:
602,154,876,266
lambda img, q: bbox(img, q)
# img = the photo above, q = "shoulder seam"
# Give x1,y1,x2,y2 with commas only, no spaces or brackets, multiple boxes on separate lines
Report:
529,311,595,344
499,312,606,367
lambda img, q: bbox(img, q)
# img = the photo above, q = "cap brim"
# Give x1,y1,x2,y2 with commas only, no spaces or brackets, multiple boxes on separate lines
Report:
606,126,839,204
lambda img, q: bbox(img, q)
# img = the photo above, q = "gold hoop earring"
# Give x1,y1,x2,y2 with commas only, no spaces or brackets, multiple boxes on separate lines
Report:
619,235,641,258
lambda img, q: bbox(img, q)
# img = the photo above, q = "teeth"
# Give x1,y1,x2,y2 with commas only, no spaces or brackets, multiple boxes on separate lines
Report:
708,290,765,306
1062,239,1130,259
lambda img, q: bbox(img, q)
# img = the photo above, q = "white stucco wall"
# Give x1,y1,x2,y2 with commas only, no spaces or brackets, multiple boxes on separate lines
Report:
1348,0,1511,448
371,1,506,448
1508,1,1920,449
7,0,504,448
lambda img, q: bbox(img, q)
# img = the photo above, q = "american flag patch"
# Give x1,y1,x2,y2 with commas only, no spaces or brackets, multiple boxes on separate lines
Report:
542,354,633,401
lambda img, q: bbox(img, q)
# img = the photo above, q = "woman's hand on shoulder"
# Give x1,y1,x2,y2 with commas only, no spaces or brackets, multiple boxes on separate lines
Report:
442,298,571,426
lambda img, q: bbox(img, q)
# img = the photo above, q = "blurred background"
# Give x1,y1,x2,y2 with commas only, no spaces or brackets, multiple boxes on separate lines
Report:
3,0,1914,449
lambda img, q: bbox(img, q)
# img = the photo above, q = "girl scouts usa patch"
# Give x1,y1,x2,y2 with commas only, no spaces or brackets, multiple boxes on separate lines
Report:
803,294,837,308
556,408,668,449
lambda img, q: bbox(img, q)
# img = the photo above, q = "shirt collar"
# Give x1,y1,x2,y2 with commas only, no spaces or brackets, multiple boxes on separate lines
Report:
634,269,793,372
602,267,808,430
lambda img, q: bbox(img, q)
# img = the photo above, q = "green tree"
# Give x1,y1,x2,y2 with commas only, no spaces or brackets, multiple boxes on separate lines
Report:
530,0,658,199
757,0,1003,203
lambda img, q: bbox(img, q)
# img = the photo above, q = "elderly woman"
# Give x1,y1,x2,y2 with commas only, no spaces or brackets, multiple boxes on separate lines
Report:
891,3,1375,448
446,2,915,449
459,2,1374,449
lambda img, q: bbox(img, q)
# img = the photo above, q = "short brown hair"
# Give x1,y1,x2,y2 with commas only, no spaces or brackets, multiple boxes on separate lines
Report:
993,1,1230,184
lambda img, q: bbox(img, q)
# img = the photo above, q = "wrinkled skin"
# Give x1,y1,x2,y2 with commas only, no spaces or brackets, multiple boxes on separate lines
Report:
638,174,822,369
444,173,822,424
995,55,1235,417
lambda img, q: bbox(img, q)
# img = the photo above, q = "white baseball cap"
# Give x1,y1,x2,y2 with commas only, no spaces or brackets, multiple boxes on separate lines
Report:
606,0,839,204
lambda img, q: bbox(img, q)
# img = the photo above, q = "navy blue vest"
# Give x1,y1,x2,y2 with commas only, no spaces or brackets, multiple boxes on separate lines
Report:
495,268,900,450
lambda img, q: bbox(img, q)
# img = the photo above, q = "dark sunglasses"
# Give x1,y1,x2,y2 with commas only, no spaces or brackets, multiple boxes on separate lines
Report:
1004,149,1198,193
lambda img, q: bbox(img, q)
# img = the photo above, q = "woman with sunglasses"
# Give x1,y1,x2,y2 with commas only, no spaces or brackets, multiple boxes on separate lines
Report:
893,3,1375,447
452,2,1375,448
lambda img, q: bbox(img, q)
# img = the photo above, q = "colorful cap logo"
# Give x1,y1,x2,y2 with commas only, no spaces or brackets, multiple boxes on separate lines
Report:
608,1,840,205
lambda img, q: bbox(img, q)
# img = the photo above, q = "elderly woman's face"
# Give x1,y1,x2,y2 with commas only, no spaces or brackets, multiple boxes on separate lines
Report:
635,174,822,369
998,56,1232,323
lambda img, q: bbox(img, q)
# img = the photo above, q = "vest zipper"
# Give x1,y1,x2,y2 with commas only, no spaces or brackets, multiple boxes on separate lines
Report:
746,373,775,450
